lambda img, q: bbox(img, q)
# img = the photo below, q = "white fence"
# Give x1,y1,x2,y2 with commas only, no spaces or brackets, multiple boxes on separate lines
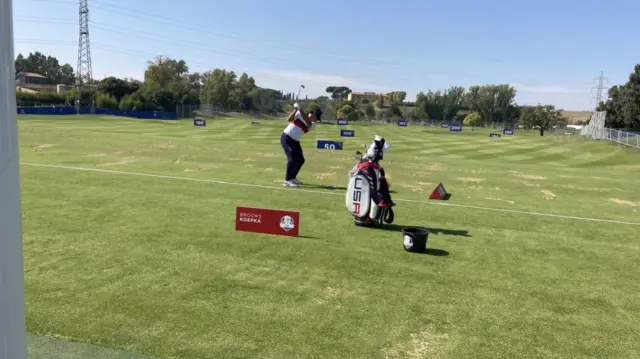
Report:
596,129,640,149
580,111,640,150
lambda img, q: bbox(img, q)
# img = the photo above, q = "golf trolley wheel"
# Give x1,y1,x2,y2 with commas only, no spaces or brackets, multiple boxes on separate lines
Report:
354,218,374,227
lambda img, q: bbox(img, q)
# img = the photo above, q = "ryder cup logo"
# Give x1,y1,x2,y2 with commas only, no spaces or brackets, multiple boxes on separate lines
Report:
403,235,413,249
279,215,295,232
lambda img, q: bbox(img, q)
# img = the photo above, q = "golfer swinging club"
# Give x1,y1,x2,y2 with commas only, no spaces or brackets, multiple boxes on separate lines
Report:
280,103,322,187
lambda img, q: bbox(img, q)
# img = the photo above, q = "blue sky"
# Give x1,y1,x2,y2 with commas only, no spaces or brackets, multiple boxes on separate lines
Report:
12,0,639,110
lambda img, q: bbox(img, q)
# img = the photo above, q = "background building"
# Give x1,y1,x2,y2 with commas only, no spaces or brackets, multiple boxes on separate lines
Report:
348,91,391,107
15,72,59,92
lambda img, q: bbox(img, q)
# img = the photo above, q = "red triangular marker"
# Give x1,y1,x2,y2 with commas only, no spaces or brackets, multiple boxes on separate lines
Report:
429,183,448,200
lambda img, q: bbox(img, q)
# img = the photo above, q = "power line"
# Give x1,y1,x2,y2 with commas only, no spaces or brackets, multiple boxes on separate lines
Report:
13,19,596,97
16,2,600,101
28,0,592,87
14,38,374,88
14,37,601,99
28,0,429,77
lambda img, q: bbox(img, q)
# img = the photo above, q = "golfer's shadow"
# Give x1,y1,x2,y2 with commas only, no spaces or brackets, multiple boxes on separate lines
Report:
304,184,347,191
304,184,397,193
376,224,471,238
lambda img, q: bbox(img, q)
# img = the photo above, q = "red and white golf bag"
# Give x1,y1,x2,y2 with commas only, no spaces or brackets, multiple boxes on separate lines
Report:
345,136,395,227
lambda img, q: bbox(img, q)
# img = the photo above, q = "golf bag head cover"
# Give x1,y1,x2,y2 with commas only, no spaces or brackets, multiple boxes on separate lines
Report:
365,135,389,163
346,135,395,227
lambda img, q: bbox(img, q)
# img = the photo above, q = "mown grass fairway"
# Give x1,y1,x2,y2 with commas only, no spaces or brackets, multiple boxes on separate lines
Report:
18,115,640,359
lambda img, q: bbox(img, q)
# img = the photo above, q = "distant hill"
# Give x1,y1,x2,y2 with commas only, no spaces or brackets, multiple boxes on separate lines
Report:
561,110,593,124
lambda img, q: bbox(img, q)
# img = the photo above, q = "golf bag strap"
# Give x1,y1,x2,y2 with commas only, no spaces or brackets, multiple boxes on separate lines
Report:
376,207,394,225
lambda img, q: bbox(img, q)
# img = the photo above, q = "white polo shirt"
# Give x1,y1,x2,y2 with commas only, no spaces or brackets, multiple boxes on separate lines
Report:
283,110,317,141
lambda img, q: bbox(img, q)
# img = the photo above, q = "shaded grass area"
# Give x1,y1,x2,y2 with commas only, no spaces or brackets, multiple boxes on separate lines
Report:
27,333,159,359
18,115,640,359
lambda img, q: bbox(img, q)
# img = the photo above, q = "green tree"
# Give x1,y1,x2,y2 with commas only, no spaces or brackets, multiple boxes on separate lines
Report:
520,104,567,136
363,103,376,120
95,92,119,109
415,90,445,121
200,69,237,109
387,91,407,104
338,102,359,122
96,77,141,102
143,56,193,107
15,51,76,85
325,86,352,101
442,86,467,123
119,94,133,110
118,90,157,111
597,64,640,129
463,112,482,129
306,102,321,112
467,84,517,126
230,73,258,110
144,56,188,88
253,88,281,112
381,103,403,122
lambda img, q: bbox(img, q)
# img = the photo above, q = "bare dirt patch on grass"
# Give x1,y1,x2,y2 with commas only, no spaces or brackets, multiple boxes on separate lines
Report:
398,183,425,192
182,167,215,172
230,157,256,162
485,197,515,204
509,171,546,180
34,144,55,151
155,142,175,149
97,157,137,167
559,184,623,193
458,177,484,183
381,328,449,359
256,152,279,158
614,164,640,171
609,198,636,207
514,180,541,188
541,190,557,200
314,172,336,180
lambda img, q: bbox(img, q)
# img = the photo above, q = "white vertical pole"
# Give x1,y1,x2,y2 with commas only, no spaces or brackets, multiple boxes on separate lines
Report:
0,0,28,358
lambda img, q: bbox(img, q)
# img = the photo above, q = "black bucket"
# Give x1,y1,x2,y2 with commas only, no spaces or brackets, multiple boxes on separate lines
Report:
402,227,429,253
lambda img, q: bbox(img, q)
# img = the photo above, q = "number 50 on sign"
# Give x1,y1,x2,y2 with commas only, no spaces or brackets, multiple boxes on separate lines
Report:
316,140,343,150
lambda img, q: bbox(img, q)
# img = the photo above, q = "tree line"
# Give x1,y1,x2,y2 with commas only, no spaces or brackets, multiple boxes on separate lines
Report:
596,64,640,129
16,53,292,114
18,50,640,132
311,84,565,135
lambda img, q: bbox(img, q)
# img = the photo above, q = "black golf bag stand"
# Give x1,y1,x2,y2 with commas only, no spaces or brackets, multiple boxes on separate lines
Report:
345,136,395,227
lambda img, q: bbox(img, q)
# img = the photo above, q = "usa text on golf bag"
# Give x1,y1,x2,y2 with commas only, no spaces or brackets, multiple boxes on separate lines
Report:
345,136,395,226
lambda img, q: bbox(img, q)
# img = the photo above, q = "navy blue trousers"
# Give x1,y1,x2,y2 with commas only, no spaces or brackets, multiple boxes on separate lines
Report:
280,133,305,181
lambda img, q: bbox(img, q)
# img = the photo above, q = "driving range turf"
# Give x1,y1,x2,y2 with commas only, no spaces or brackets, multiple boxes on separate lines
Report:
18,115,640,359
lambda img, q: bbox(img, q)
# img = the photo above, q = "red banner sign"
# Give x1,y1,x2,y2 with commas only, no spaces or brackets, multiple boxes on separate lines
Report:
235,206,300,237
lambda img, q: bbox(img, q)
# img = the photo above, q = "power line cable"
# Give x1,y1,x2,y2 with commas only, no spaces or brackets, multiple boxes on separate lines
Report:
30,0,596,89
14,18,595,96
